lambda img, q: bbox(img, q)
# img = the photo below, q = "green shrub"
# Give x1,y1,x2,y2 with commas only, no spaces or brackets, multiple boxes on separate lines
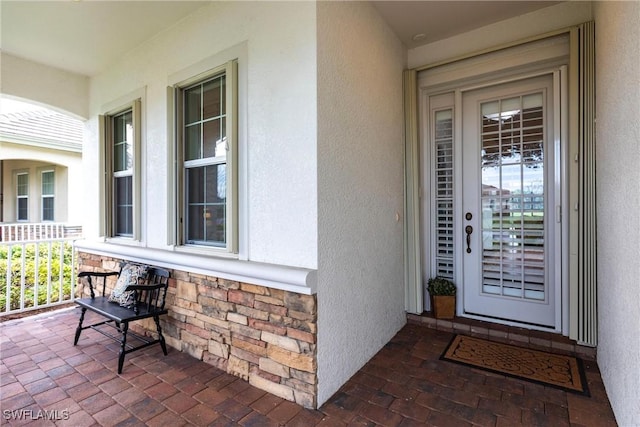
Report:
0,242,75,312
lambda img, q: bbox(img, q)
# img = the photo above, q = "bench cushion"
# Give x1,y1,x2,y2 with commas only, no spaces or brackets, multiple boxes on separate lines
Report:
107,263,148,308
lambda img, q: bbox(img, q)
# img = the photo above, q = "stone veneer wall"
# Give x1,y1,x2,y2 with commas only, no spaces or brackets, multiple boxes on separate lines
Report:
77,252,318,408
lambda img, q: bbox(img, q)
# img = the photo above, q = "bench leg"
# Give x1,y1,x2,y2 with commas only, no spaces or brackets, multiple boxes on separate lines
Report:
74,307,87,345
118,322,128,374
154,315,168,356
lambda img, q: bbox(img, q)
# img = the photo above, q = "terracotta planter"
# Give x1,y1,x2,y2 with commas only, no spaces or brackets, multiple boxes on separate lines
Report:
431,295,455,319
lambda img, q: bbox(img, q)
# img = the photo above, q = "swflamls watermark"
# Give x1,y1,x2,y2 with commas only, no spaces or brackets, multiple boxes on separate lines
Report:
2,409,70,421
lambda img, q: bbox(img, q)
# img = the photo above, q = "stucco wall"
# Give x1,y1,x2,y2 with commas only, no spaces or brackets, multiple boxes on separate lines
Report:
0,153,82,224
594,2,640,425
316,1,406,406
84,1,317,270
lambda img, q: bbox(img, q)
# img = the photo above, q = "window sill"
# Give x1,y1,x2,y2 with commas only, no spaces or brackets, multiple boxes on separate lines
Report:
173,244,239,260
75,239,316,295
104,237,144,247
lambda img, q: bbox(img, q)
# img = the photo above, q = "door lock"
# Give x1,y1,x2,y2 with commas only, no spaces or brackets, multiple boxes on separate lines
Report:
465,225,473,253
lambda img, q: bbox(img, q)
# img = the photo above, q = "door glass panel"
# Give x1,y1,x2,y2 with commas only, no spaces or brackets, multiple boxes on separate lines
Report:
480,92,545,301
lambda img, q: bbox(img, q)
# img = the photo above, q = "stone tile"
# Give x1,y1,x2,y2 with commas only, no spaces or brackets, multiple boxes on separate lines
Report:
359,401,405,426
266,399,303,424
145,410,188,427
0,391,36,411
45,363,76,380
162,391,198,414
208,416,240,427
522,408,571,427
382,381,420,400
239,410,281,427
38,357,67,372
65,381,100,402
99,377,131,396
23,377,57,396
1,380,26,398
145,381,178,401
112,387,147,407
249,392,284,415
0,308,619,427
65,353,94,367
129,396,166,422
213,398,253,422
129,372,162,390
56,409,96,427
221,377,253,397
449,404,497,426
118,364,146,381
78,391,115,415
157,368,189,384
2,353,31,367
286,408,327,426
32,386,69,407
74,360,104,376
567,393,618,426
478,397,522,421
92,403,132,426
427,409,475,427
389,397,431,422
181,403,221,426
16,368,48,385
192,386,229,407
54,372,87,391
234,383,267,406
43,396,82,416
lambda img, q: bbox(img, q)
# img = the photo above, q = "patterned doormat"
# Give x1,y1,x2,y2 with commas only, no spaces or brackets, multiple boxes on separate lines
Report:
441,335,589,396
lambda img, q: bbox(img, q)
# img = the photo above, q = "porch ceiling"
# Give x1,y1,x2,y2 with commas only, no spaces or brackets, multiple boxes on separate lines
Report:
372,1,561,49
0,1,206,77
1,1,562,78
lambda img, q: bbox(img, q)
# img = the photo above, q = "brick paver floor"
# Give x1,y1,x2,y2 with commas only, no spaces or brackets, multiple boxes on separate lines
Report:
1,308,617,426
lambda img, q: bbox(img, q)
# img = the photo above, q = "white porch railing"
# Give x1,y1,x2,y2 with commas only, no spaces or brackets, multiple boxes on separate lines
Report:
0,237,78,317
0,222,82,242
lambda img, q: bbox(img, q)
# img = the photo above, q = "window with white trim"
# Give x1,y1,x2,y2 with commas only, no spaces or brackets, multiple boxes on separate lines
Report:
41,170,55,221
102,101,141,239
16,173,28,221
175,60,237,252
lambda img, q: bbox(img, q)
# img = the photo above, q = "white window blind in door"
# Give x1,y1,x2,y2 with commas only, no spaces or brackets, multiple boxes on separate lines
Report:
433,109,455,279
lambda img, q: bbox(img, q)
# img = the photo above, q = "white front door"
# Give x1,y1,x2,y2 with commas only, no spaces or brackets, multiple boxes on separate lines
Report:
461,74,559,328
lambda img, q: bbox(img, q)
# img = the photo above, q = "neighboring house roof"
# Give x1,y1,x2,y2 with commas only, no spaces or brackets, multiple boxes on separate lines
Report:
0,108,83,152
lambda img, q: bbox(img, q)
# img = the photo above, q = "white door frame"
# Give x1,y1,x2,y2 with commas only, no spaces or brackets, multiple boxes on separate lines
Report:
404,23,596,345
409,34,571,334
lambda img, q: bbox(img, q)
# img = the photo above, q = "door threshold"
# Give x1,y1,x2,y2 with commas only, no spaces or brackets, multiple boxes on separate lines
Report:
407,312,596,360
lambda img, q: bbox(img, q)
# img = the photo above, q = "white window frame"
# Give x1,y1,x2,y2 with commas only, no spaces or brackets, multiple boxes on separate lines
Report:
16,172,29,222
100,98,142,241
173,60,238,254
41,170,55,222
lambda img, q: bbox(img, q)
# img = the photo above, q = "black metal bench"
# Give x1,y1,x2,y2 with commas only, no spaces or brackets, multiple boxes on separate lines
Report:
74,264,171,373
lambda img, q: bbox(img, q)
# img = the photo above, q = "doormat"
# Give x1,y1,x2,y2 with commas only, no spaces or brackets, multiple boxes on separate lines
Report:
441,335,589,396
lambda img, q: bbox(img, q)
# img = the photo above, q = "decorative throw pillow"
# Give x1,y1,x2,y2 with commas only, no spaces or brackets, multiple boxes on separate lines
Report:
108,263,148,308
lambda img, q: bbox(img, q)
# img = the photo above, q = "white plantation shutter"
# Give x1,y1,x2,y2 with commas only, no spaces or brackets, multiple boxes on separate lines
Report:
433,109,455,280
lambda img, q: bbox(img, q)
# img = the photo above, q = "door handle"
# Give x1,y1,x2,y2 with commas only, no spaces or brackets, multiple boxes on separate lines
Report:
465,225,473,253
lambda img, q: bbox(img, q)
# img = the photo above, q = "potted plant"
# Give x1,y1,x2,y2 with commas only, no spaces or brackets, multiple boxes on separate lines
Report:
427,276,456,319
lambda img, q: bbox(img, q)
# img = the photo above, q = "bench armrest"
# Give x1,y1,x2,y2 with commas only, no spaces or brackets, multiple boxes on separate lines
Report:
126,282,169,315
125,283,165,291
78,271,119,299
